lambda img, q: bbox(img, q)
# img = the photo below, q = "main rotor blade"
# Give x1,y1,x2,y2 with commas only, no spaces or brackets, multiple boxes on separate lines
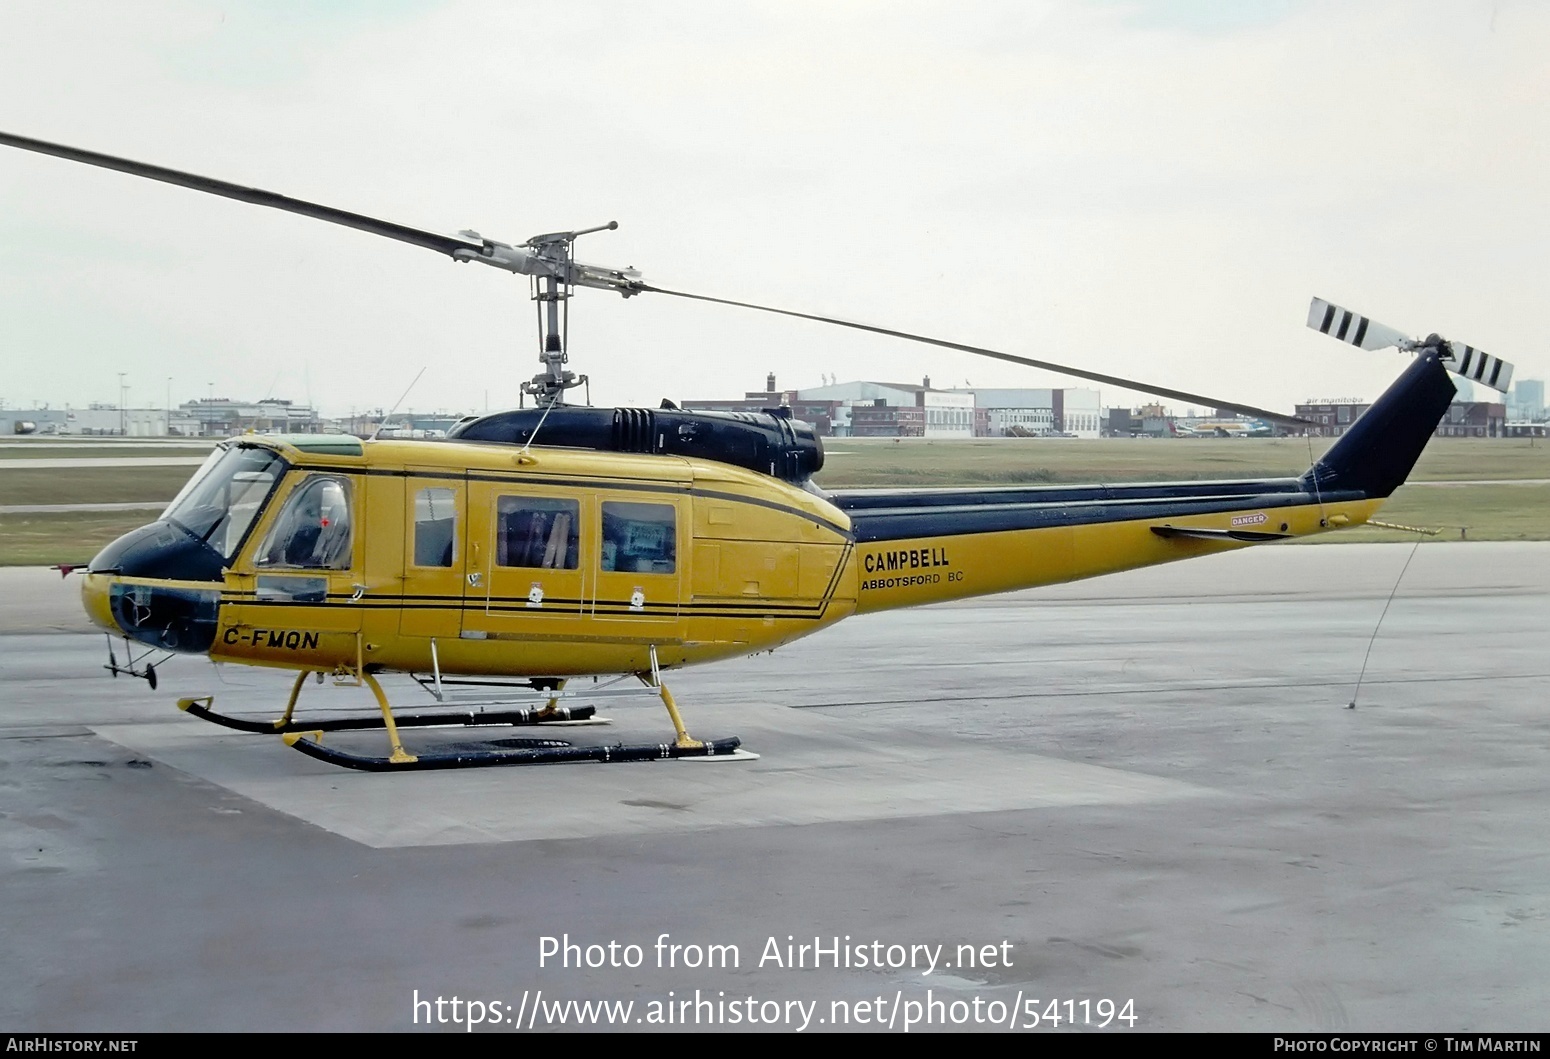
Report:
641,285,1315,428
0,130,481,258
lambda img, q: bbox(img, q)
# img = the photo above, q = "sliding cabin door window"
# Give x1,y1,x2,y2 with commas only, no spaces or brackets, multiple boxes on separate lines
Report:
413,487,458,568
593,499,680,623
600,502,676,573
495,497,580,570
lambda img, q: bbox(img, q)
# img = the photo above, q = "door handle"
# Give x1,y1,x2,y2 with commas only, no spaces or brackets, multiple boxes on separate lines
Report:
467,572,482,587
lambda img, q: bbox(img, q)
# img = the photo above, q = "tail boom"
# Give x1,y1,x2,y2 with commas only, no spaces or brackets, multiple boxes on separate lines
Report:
833,351,1452,615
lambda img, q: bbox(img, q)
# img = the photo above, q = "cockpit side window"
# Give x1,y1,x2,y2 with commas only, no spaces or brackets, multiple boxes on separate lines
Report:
256,475,354,570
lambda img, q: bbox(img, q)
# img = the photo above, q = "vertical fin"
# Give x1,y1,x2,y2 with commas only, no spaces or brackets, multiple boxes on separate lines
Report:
1301,351,1456,499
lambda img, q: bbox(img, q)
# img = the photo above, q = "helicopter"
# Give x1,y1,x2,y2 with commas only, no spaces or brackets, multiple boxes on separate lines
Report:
0,131,1516,771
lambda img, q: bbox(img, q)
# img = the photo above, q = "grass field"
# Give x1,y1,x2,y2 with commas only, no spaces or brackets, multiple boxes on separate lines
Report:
0,512,161,567
0,467,194,506
1311,483,1550,543
0,445,212,460
811,436,1550,487
0,437,1544,564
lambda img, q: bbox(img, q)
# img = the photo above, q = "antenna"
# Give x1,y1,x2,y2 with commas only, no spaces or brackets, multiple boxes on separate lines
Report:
370,366,426,441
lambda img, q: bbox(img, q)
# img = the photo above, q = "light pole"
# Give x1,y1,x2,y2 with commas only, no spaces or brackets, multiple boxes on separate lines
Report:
117,372,127,436
165,376,172,436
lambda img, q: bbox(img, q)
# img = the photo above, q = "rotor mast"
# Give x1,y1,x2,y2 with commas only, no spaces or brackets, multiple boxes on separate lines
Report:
446,220,642,406
517,222,624,406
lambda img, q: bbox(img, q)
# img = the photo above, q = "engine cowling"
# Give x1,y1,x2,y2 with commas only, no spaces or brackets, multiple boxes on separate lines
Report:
448,406,824,484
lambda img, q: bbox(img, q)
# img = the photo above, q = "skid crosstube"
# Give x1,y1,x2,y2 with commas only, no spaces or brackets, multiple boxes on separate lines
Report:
283,733,746,772
178,697,596,735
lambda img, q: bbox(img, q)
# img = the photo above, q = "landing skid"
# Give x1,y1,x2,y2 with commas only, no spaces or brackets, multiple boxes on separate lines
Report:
283,732,749,772
174,646,745,770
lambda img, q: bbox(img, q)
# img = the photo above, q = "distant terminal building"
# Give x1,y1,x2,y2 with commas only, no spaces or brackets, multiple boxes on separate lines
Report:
1434,401,1508,438
684,374,979,438
1,405,168,436
1296,397,1507,438
177,397,322,437
362,413,466,439
797,378,976,437
956,387,1101,438
680,373,848,436
2,396,338,438
685,375,1106,438
1106,407,1137,437
1107,403,1179,438
1294,398,1368,436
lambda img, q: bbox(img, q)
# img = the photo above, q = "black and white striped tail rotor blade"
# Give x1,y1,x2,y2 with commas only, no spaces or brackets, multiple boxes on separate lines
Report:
1445,342,1514,393
1308,297,1515,394
1307,297,1410,351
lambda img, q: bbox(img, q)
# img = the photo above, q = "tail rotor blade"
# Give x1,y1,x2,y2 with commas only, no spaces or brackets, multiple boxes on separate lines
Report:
1447,342,1514,393
1307,297,1410,351
1308,297,1515,393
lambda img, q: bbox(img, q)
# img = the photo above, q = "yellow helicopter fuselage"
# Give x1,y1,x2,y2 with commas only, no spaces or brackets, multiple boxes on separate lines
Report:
79,427,1388,685
83,435,851,678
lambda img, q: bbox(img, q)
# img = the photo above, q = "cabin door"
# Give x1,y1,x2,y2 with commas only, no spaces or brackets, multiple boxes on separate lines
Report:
244,470,364,637
590,497,683,625
399,474,467,639
463,482,588,636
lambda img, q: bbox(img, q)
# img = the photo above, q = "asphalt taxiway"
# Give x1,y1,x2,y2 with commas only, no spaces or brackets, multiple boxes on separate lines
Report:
2,543,1548,1032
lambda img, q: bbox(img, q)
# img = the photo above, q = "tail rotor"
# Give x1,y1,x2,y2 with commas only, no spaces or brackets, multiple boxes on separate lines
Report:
1307,297,1514,393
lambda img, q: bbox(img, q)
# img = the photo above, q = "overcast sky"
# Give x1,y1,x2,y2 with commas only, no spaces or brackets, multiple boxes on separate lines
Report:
1,0,1544,418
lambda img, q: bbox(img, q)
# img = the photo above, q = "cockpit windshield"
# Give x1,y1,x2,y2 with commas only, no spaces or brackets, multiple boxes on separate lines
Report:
162,444,286,560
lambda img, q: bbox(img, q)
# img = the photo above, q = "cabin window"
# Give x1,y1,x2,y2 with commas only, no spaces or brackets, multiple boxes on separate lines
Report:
256,475,354,570
601,501,676,574
495,497,579,569
413,488,457,567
